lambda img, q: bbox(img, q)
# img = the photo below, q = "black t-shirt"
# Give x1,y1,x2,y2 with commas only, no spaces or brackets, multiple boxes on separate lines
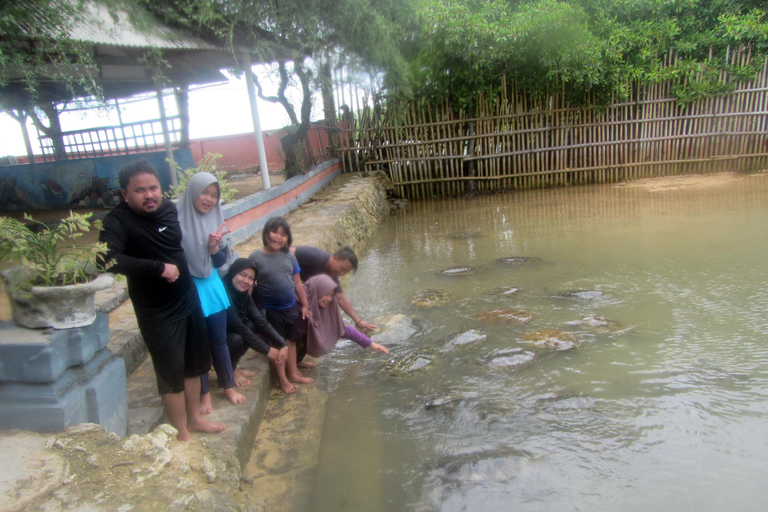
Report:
293,245,342,292
100,201,199,324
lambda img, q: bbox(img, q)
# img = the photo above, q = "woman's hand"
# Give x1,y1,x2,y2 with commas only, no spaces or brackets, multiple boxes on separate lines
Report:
208,223,228,254
268,346,288,365
355,319,377,332
370,342,389,355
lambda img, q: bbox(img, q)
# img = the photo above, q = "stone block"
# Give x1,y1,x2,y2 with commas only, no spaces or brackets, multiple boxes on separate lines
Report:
0,348,127,435
0,313,109,384
85,357,128,436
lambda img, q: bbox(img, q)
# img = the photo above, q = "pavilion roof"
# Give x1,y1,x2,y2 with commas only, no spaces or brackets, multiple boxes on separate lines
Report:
1,0,289,108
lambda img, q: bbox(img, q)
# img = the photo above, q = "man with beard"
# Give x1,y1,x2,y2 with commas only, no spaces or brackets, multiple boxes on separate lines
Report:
100,160,225,440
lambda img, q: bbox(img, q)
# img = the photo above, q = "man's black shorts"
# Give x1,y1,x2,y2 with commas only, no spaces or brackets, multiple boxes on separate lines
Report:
138,306,211,394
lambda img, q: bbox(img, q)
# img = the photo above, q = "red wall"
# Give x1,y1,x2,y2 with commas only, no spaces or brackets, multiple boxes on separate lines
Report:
10,125,332,173
188,128,287,172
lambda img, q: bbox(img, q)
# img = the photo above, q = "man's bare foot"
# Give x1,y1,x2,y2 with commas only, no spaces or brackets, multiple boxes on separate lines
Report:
177,430,192,441
235,368,255,378
288,373,313,384
224,387,246,405
279,380,297,394
234,371,251,387
298,361,317,368
199,393,212,415
187,418,226,434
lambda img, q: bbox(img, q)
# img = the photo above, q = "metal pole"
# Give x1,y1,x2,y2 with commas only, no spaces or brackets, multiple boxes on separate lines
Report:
155,83,177,186
242,51,271,189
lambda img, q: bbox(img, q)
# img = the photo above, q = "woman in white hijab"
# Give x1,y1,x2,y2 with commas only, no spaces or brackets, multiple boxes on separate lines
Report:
179,172,245,412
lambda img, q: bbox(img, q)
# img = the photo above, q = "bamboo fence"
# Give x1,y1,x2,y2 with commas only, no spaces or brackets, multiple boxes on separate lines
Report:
337,51,768,199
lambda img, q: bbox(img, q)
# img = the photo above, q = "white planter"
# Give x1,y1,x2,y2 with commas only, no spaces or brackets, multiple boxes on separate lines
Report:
1,268,115,329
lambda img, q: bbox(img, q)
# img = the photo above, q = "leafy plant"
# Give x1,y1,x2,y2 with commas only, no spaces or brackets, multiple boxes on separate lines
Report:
0,212,110,288
166,153,238,204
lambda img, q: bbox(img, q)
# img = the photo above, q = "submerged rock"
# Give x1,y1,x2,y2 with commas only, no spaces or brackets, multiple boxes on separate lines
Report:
554,289,604,300
441,329,487,352
410,289,456,308
384,350,434,376
476,308,533,324
370,314,418,345
495,256,541,264
520,329,581,352
486,348,538,371
490,286,521,297
564,315,633,335
424,395,463,410
537,394,596,414
425,446,537,484
439,266,481,276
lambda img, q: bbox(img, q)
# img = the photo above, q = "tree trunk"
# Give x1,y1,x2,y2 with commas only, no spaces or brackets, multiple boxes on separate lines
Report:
174,85,190,149
280,61,313,177
8,109,36,168
30,103,66,161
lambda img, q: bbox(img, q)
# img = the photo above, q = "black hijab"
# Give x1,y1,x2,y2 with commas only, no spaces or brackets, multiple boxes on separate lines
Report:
223,258,258,319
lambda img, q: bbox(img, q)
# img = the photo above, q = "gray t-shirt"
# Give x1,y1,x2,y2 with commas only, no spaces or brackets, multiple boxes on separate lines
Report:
248,249,300,310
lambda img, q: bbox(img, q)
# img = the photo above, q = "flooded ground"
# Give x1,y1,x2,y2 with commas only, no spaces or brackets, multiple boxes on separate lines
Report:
306,172,768,511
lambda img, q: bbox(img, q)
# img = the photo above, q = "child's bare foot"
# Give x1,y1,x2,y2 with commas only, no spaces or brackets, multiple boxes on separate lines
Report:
187,418,226,434
298,361,317,368
199,393,212,415
279,379,297,394
234,370,251,387
224,387,246,405
288,372,313,384
235,368,255,378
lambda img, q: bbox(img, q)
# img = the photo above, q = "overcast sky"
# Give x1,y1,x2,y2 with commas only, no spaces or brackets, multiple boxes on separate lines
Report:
0,71,322,157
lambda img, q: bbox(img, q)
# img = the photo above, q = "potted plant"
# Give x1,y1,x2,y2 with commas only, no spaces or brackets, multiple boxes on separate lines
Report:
0,211,114,329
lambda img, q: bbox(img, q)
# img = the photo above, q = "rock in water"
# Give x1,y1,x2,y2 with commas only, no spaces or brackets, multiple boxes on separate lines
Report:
495,256,541,264
487,348,537,371
441,329,487,352
410,289,456,308
370,314,418,345
439,266,480,276
520,329,581,352
477,308,533,324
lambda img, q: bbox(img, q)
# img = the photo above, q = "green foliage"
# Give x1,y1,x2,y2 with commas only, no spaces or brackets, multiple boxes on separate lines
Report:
0,0,101,104
166,153,238,204
395,0,768,107
0,212,110,288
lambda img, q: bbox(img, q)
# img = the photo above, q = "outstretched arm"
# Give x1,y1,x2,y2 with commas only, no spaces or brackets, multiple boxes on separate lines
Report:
336,292,377,331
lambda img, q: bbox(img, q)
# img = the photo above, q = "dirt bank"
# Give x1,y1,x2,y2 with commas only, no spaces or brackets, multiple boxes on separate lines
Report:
616,171,766,192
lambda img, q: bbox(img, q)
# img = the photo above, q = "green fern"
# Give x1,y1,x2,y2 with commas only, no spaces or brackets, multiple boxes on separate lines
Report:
166,153,238,204
0,212,110,287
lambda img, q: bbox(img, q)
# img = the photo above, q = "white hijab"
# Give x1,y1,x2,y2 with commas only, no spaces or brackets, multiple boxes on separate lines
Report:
178,172,228,278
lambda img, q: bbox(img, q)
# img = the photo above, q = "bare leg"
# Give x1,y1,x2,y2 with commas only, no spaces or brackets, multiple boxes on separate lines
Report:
224,386,246,404
286,340,313,384
298,360,317,368
199,392,212,415
161,391,191,441
184,377,225,437
271,359,296,394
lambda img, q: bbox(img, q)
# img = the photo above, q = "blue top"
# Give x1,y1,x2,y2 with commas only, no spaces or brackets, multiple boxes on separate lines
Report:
248,250,301,310
192,271,230,317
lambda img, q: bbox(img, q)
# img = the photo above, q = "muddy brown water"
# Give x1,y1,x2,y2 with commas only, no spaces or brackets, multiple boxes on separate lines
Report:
305,173,768,511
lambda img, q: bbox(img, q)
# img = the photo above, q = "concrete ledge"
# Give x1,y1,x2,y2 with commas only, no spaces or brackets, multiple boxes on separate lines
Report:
0,313,110,383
